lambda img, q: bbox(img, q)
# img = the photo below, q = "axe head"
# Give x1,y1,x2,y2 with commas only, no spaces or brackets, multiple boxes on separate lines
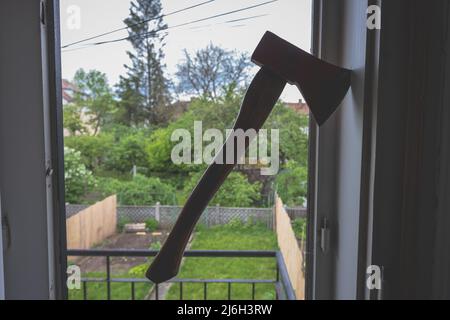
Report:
252,31,351,126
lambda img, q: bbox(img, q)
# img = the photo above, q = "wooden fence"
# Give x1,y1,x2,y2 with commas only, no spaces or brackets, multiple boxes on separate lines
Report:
274,195,305,300
66,195,117,249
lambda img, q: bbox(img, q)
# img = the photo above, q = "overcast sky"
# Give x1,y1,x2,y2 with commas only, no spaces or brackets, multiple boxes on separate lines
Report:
60,0,311,102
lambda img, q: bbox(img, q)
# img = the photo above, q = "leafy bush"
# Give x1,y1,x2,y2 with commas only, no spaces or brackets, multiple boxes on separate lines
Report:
65,133,114,171
146,128,179,172
180,171,261,207
128,264,148,278
149,241,161,250
97,174,176,205
105,130,149,173
292,218,307,241
145,218,159,232
117,216,132,233
63,103,87,135
276,161,308,207
64,147,96,203
224,218,246,229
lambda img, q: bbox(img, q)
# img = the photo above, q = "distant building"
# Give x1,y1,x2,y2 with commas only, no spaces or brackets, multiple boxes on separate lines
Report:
284,99,309,115
61,79,95,136
62,79,78,105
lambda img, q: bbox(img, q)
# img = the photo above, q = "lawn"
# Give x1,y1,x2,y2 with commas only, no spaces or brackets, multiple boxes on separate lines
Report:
68,267,153,300
165,221,278,300
68,221,278,300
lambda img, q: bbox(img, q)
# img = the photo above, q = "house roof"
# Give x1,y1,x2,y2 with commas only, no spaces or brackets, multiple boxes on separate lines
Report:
284,99,310,115
62,79,78,103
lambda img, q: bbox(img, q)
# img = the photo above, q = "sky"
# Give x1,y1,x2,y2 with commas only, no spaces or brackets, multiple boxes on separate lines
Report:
60,0,312,102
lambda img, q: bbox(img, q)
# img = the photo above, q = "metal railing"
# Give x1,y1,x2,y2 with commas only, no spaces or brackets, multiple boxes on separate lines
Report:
67,249,296,300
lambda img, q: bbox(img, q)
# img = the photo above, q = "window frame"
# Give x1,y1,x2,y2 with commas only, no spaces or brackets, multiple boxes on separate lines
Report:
45,0,68,300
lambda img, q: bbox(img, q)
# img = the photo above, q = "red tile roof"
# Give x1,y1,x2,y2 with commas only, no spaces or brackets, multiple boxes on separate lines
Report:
284,99,309,115
62,79,78,104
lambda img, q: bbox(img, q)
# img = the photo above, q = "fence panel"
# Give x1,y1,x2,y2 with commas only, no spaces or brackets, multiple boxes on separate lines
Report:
66,195,117,249
116,206,156,223
114,205,276,229
66,204,89,218
67,199,306,233
275,195,305,300
159,205,181,228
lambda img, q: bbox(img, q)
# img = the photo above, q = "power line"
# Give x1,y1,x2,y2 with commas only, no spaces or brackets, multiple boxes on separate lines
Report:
186,14,268,31
62,0,278,52
223,14,268,24
62,0,217,48
90,11,271,46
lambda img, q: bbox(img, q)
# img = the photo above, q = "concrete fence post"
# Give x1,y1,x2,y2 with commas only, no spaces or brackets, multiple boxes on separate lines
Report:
216,204,220,225
155,202,160,223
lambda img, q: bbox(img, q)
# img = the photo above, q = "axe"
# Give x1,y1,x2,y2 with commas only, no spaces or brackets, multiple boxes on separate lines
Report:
146,31,351,283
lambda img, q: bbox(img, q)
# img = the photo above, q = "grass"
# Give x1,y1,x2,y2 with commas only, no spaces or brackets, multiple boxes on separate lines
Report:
165,221,278,300
68,272,152,300
68,262,153,300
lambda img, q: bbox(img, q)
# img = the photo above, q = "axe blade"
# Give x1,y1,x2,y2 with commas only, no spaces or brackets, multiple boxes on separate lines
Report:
252,31,351,125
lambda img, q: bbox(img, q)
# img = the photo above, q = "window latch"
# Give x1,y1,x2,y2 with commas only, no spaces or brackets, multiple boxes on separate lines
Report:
2,214,11,250
320,218,330,253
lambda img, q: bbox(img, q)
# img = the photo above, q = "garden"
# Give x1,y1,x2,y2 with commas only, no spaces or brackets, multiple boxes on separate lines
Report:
68,220,278,300
64,0,309,301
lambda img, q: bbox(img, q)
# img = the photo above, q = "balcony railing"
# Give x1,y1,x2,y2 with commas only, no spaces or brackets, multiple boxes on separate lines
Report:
67,249,296,300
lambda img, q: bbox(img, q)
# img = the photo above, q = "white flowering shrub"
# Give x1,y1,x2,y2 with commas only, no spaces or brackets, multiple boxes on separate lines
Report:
64,146,95,203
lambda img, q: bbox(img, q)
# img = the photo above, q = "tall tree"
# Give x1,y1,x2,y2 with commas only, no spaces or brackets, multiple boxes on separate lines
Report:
176,44,251,101
117,0,171,126
73,68,115,135
63,103,87,136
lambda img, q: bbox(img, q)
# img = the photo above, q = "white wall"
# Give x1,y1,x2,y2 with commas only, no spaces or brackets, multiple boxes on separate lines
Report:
0,0,54,299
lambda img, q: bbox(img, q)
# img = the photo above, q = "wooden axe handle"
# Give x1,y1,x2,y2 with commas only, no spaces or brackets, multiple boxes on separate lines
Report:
146,68,286,283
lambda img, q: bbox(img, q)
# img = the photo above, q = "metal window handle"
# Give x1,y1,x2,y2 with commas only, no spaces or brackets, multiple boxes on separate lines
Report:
2,215,11,250
320,218,330,253
146,31,351,284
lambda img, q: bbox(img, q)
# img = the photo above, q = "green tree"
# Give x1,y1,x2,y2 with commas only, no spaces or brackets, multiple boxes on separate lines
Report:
176,44,251,101
275,161,308,206
63,103,86,135
144,93,243,174
106,130,149,173
180,171,261,207
146,128,178,172
117,0,171,126
73,68,115,134
97,174,175,205
264,102,309,166
64,147,95,203
115,76,144,126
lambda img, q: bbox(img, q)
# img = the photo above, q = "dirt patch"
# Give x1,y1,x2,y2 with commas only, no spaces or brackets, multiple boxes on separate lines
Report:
73,231,169,274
